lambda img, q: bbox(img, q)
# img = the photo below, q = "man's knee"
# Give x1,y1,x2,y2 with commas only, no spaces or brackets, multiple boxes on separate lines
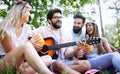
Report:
74,60,91,70
53,60,64,68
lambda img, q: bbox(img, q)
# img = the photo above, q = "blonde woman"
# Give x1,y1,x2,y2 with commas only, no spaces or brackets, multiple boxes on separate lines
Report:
0,1,53,74
0,1,81,74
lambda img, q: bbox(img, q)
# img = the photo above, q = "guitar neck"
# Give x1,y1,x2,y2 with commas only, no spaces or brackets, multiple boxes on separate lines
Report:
44,37,101,51
48,42,76,50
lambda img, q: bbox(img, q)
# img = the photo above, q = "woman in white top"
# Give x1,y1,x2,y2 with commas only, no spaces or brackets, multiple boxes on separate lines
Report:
0,1,81,74
0,1,53,74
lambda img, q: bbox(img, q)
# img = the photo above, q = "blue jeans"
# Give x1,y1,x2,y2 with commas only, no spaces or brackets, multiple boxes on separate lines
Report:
87,52,120,72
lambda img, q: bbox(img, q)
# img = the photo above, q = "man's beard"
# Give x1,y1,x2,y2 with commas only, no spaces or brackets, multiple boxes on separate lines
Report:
51,21,62,29
73,26,82,34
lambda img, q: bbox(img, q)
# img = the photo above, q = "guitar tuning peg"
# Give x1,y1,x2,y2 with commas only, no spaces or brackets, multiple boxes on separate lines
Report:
89,43,92,45
96,41,98,43
89,37,92,40
96,37,99,40
85,34,89,40
81,39,85,43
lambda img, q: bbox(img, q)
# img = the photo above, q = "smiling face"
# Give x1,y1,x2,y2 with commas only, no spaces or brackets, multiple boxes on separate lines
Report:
73,18,83,34
86,22,94,35
49,12,62,29
86,22,100,37
72,14,86,34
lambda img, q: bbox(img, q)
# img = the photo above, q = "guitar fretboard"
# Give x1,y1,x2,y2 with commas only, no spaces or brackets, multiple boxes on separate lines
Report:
42,37,101,52
48,42,76,50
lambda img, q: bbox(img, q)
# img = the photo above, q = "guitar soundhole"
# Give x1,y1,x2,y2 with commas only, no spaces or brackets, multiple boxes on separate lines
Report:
42,45,49,52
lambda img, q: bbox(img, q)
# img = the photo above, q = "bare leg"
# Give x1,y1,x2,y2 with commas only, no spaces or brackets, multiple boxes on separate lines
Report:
41,55,52,67
52,60,81,74
70,60,91,73
21,55,52,74
0,41,53,74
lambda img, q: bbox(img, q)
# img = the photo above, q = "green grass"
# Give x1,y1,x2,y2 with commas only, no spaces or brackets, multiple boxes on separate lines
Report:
0,70,20,74
0,58,20,74
0,70,111,74
0,58,112,74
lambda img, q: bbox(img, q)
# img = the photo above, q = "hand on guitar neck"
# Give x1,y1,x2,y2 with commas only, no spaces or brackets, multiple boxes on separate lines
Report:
31,34,101,57
40,37,101,57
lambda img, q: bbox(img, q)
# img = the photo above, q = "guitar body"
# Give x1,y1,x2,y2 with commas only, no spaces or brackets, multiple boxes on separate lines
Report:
44,37,55,57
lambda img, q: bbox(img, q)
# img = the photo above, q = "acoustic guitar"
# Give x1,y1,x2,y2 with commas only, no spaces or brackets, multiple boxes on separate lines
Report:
39,37,101,57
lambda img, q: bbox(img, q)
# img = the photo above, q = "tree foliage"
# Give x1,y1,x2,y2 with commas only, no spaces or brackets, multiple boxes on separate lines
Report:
1,0,95,28
104,0,120,48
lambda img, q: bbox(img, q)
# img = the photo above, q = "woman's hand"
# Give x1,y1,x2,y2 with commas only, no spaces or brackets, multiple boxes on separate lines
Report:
18,62,29,73
18,62,37,74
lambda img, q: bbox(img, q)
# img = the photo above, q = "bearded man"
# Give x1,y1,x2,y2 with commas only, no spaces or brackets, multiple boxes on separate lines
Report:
72,14,86,42
32,8,91,74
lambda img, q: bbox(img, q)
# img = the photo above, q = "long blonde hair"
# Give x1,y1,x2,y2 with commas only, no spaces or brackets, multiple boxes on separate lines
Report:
0,1,32,41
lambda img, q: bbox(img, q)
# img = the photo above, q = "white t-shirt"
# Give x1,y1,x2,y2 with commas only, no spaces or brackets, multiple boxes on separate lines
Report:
0,24,32,55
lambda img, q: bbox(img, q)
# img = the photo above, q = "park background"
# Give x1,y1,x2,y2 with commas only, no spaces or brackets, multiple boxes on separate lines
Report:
0,0,120,48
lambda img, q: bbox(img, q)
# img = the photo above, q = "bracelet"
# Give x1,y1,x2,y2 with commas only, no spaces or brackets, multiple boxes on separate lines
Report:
40,51,48,54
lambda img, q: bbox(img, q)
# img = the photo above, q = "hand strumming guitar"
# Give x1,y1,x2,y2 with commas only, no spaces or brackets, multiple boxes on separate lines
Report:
30,33,45,52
